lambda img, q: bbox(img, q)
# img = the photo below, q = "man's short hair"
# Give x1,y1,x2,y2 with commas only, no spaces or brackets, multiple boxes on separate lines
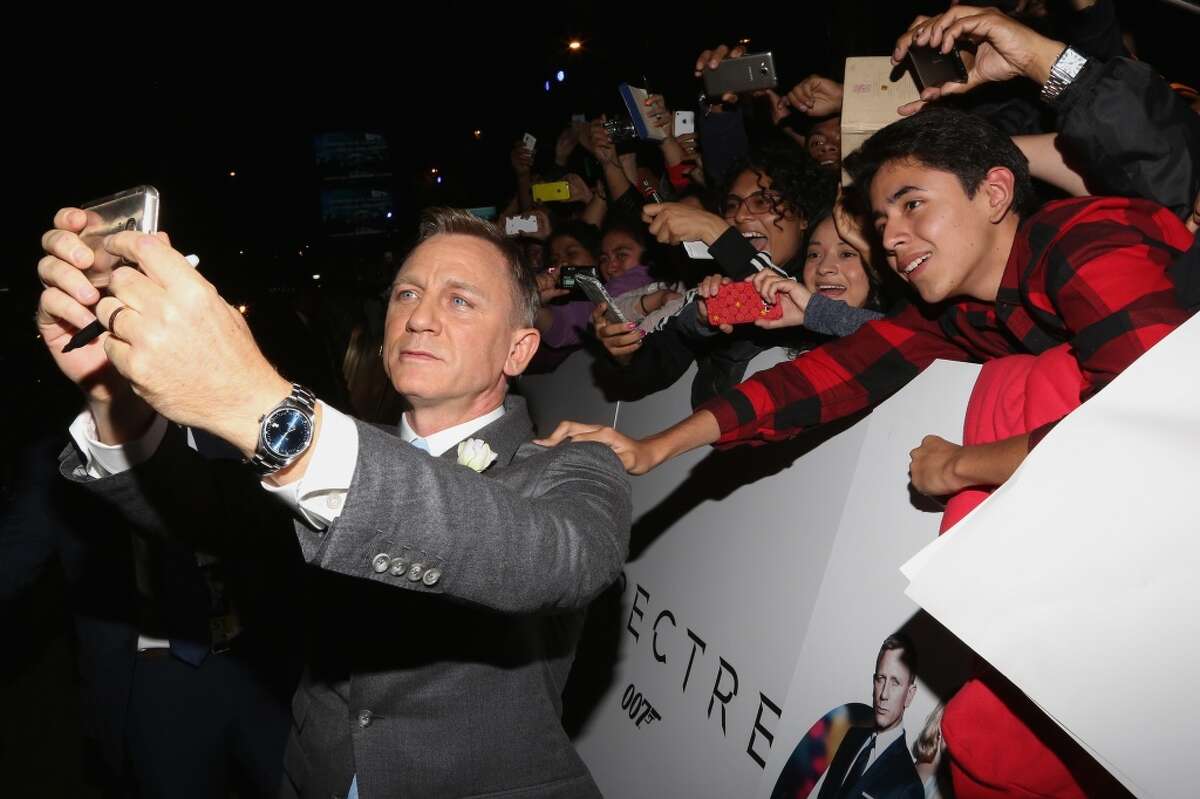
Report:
844,106,1037,219
877,632,918,684
413,207,540,328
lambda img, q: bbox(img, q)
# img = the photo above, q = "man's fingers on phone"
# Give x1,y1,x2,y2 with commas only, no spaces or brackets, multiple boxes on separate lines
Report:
42,228,93,270
53,207,88,233
38,254,99,304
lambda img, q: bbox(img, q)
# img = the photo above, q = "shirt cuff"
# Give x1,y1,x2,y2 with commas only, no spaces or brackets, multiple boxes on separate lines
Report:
261,401,359,530
68,409,169,478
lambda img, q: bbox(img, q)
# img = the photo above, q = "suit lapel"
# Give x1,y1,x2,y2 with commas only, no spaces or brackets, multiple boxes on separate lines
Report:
854,732,909,797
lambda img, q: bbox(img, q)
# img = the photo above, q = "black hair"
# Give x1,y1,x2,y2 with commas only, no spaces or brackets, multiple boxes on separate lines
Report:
877,632,919,684
844,106,1037,219
721,145,839,230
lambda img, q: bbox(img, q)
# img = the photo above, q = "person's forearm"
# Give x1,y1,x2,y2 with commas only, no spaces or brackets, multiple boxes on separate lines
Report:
581,195,607,228
516,174,534,213
660,137,686,167
643,410,721,469
619,152,639,186
501,194,520,218
1013,133,1089,197
1023,36,1070,85
953,433,1030,488
602,157,632,200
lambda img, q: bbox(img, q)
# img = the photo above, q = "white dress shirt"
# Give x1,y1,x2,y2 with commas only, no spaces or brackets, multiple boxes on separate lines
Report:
262,403,505,529
71,401,507,532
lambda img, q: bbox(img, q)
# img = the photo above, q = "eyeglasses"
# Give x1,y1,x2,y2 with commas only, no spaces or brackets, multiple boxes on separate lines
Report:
721,191,783,219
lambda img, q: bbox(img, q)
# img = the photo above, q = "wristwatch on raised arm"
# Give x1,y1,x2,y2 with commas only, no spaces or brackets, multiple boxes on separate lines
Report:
1040,46,1089,104
250,383,316,476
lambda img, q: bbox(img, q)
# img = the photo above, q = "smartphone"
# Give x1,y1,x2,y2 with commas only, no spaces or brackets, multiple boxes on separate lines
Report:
558,266,599,290
575,273,629,324
706,282,783,326
905,46,969,93
532,181,571,202
674,110,695,136
504,215,540,236
79,186,160,288
522,132,537,152
703,52,778,97
617,83,669,142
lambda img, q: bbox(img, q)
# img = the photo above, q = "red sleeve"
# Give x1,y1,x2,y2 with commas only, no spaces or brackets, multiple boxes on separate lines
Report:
697,304,977,447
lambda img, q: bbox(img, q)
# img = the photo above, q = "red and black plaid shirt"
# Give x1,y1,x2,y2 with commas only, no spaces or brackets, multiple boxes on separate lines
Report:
698,196,1195,448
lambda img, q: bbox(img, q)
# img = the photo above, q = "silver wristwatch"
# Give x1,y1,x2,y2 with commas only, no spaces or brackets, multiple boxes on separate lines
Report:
250,383,317,476
1040,46,1089,104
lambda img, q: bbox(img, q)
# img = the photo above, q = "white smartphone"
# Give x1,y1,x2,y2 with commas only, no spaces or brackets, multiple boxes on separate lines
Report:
522,132,537,152
505,215,539,236
674,111,695,136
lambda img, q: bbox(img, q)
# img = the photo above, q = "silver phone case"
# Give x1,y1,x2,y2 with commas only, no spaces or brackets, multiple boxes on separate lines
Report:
78,186,160,287
575,273,629,324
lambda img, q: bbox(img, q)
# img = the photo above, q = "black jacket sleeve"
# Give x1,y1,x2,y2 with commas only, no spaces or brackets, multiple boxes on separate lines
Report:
1054,57,1200,219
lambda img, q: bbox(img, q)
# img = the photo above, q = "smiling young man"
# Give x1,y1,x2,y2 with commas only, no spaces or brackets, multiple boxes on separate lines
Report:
540,105,1195,489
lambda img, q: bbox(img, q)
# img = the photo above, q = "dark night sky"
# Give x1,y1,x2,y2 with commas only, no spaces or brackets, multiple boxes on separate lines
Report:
2,1,1196,469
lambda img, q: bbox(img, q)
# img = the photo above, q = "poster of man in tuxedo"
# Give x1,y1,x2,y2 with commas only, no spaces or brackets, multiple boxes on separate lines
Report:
771,633,924,799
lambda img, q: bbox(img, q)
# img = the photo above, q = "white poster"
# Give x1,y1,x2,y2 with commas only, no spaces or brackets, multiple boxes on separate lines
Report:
903,314,1200,799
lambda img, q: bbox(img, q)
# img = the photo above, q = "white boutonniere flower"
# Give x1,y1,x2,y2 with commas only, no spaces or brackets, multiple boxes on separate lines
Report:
457,438,498,472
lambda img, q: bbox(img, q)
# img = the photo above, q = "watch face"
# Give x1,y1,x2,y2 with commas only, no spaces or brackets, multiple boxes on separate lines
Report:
262,407,314,459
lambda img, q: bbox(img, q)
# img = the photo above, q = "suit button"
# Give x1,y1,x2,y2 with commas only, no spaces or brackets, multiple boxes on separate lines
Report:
371,554,391,573
422,568,442,586
389,557,409,577
358,710,372,728
407,563,425,582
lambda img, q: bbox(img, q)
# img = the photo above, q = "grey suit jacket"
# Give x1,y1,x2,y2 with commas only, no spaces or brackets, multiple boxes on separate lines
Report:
60,395,631,798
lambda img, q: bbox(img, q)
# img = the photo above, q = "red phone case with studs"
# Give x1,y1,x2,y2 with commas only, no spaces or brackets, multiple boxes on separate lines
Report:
706,281,783,325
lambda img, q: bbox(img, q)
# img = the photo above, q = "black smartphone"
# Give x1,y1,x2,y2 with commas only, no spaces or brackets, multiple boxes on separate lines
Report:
905,46,969,93
703,52,778,97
